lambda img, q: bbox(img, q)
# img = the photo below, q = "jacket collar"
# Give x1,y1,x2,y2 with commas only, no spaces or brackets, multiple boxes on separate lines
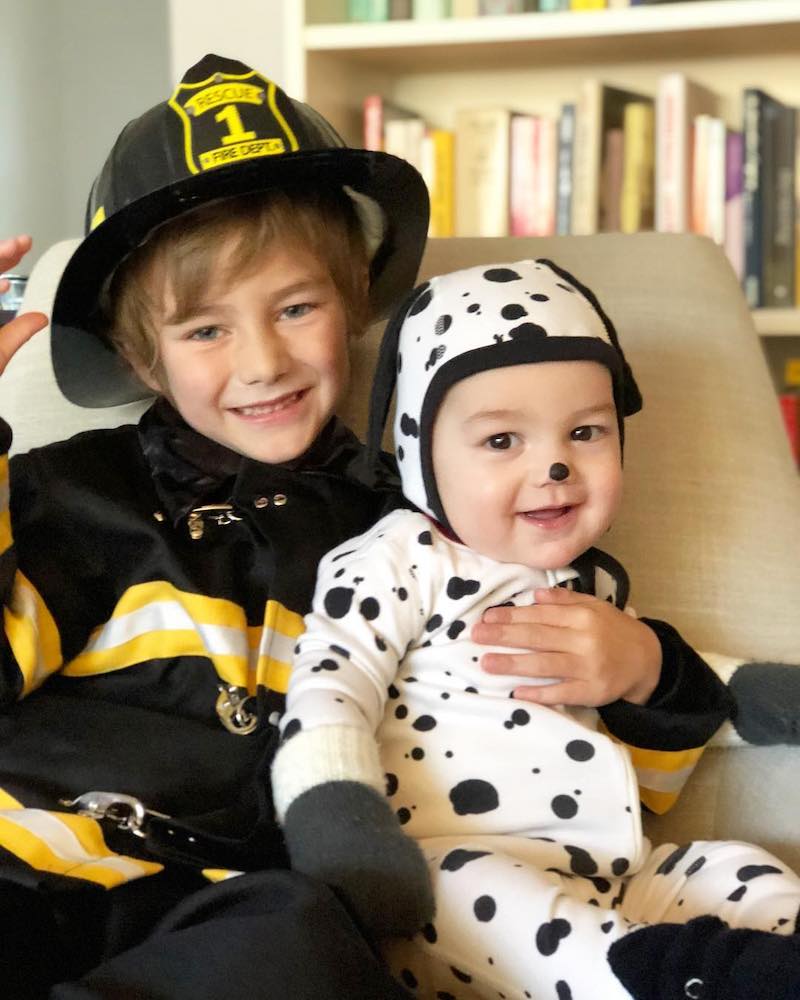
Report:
138,398,398,526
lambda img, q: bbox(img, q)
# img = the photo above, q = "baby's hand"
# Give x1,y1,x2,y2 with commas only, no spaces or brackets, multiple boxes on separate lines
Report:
472,587,662,707
1,236,48,375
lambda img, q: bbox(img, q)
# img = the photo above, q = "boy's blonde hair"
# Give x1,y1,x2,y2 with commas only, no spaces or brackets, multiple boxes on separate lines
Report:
104,187,370,388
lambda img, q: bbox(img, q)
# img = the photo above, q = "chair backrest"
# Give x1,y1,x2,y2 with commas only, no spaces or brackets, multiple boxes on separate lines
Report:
3,239,151,456
8,233,800,663
340,233,800,664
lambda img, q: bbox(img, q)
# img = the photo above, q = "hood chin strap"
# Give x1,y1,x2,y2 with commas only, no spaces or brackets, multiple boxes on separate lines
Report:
365,281,428,472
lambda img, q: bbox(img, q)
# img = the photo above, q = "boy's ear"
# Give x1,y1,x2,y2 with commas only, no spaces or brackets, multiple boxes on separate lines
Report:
120,349,162,395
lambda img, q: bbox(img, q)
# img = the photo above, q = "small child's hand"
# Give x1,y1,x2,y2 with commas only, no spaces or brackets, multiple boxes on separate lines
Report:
472,587,662,707
0,236,48,375
282,779,435,940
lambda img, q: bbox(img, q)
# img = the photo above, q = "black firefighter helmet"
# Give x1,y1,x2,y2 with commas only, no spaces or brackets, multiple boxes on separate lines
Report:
50,53,430,408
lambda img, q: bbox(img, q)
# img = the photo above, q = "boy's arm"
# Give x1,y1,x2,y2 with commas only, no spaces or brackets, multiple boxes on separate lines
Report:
271,517,434,938
1,420,63,705
597,617,734,814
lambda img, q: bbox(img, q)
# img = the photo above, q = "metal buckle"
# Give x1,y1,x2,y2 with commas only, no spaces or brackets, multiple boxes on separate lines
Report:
187,504,242,540
216,684,259,735
59,791,170,838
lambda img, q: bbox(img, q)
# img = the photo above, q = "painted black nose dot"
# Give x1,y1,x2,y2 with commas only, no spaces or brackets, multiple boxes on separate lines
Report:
549,463,570,482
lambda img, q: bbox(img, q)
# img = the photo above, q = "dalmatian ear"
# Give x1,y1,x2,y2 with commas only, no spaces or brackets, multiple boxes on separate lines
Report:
366,281,431,470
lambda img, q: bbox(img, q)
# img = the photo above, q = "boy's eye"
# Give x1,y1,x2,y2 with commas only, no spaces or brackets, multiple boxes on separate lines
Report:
485,432,515,451
571,425,602,441
188,326,221,342
282,302,314,320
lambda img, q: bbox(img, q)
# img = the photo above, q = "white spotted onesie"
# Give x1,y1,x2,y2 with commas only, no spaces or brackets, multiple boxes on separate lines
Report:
281,509,800,1000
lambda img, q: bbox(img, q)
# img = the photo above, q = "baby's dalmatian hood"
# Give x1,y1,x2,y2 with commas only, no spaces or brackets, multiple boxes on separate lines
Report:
367,258,642,532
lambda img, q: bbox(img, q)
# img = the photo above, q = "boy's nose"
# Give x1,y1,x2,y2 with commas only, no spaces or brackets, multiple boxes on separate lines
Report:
235,327,290,384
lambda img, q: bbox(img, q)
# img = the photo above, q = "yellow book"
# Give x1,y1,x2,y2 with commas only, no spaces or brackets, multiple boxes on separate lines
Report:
570,0,606,9
421,128,455,238
620,101,655,233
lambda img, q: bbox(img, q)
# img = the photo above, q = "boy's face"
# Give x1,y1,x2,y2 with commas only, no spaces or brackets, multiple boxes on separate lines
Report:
431,361,623,569
139,242,350,464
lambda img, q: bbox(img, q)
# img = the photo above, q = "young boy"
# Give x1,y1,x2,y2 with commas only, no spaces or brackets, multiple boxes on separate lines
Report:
272,259,800,1000
0,53,431,998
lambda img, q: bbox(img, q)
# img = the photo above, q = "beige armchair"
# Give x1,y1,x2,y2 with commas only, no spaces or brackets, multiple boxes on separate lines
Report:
7,232,800,870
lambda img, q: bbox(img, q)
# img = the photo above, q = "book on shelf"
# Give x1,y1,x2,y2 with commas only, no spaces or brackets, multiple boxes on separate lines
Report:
348,0,389,20
452,0,479,13
796,110,800,307
510,114,556,236
421,128,455,237
570,0,606,8
690,114,726,246
538,0,568,9
655,73,721,234
599,127,624,232
455,107,519,237
389,0,413,16
743,88,797,309
556,103,576,235
572,81,652,235
383,116,426,175
479,0,538,11
362,95,420,152
620,101,654,233
412,0,452,16
778,393,800,469
724,130,745,281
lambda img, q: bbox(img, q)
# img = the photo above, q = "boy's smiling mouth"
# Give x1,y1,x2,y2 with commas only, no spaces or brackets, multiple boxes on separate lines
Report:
230,389,308,418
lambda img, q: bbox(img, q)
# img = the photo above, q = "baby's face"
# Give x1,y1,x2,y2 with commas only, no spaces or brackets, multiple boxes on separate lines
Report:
139,238,350,464
431,361,623,569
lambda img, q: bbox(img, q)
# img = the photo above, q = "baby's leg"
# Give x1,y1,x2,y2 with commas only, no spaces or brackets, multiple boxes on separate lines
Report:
385,841,635,1000
620,840,800,933
610,840,800,1000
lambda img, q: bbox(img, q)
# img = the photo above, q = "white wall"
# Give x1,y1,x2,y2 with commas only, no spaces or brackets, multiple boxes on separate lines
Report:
0,0,289,275
167,0,287,89
0,0,170,271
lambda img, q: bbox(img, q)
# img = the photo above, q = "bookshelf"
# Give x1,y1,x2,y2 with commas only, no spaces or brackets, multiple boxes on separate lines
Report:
283,0,800,342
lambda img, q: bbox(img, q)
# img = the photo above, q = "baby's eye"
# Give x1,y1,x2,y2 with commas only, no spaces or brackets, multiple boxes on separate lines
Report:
485,432,516,451
188,326,221,342
571,424,603,442
282,302,314,320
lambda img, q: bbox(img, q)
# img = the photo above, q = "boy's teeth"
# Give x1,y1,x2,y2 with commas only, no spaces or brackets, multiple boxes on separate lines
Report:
238,393,300,416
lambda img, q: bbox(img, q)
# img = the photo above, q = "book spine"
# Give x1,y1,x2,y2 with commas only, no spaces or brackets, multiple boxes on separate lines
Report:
538,0,568,8
422,129,455,237
743,88,763,308
655,74,685,232
724,130,745,280
572,82,601,235
455,109,512,237
556,103,575,235
389,0,414,15
690,115,709,236
510,116,538,236
413,0,452,16
620,101,654,233
763,103,796,307
778,393,800,469
534,116,557,236
348,0,390,19
705,117,727,246
452,0,480,12
363,95,384,151
570,0,606,8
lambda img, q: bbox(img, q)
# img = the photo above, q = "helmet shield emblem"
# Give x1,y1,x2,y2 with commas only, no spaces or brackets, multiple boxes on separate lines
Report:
168,67,299,175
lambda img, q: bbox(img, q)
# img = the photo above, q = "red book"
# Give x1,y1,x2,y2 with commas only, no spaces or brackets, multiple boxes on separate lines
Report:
778,393,800,468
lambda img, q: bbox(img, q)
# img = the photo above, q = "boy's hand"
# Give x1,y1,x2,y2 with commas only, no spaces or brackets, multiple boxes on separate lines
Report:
472,587,662,707
1,236,48,375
